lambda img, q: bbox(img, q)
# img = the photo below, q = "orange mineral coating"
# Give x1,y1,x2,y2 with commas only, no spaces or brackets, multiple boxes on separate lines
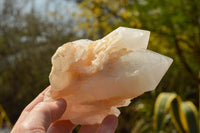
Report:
44,27,173,125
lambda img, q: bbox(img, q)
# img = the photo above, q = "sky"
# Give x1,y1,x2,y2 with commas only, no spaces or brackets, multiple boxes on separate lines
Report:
24,0,79,20
0,0,79,22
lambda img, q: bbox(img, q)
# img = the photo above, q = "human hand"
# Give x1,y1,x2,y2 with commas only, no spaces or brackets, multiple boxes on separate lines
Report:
11,86,118,133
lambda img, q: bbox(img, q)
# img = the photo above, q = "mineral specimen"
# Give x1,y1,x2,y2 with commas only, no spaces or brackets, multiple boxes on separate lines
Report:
44,27,173,125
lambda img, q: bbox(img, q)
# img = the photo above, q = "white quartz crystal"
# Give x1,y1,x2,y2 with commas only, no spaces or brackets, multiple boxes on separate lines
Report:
44,27,173,125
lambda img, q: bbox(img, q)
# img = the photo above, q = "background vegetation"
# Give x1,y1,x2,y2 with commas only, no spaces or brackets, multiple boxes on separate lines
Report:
0,0,199,132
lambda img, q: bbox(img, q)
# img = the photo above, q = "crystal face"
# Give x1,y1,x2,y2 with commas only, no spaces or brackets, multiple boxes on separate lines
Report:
44,27,173,125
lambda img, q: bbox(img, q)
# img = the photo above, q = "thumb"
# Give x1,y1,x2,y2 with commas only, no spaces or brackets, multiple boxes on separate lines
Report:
22,99,66,132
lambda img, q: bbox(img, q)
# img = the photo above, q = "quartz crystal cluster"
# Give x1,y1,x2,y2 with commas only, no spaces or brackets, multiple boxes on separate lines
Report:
44,27,173,125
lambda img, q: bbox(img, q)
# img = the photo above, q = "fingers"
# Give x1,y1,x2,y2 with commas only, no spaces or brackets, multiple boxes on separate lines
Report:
47,120,76,133
79,115,118,133
21,99,66,132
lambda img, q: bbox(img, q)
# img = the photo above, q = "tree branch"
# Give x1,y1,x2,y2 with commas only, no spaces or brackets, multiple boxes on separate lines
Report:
174,37,200,83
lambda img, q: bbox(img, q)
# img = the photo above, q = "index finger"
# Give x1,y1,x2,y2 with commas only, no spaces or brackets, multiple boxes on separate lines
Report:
13,86,50,126
24,86,50,112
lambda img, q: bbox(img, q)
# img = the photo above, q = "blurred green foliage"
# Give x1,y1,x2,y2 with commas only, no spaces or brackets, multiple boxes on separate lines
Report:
0,0,199,132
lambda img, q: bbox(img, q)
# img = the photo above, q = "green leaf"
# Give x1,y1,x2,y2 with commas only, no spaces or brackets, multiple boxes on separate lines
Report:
169,96,185,133
153,93,185,133
180,102,198,133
